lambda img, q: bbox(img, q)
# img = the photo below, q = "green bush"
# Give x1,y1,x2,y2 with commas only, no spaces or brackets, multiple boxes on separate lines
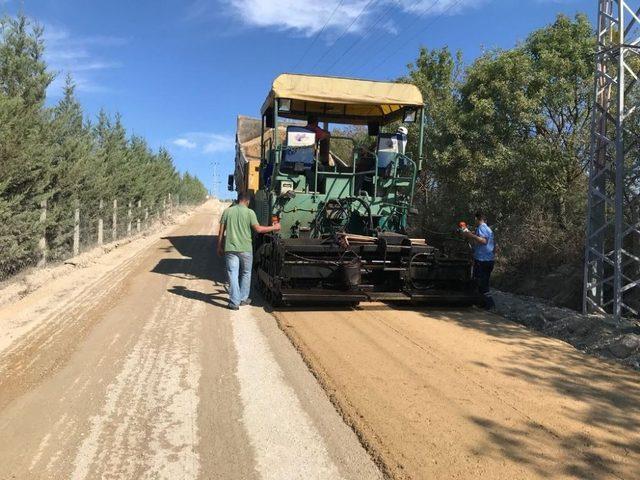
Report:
403,14,593,309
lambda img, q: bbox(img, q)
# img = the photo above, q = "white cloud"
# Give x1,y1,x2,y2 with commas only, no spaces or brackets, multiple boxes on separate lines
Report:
170,132,234,155
201,0,485,37
42,22,126,97
48,75,113,95
173,138,198,149
202,133,235,153
222,0,368,36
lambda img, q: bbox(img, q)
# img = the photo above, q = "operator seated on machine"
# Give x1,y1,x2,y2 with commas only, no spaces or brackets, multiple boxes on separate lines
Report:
377,126,408,177
304,115,331,166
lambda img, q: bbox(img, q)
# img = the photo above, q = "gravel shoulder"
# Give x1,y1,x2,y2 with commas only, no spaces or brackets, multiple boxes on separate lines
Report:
493,290,640,369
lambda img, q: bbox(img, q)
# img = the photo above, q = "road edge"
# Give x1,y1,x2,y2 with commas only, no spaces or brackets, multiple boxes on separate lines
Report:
274,312,400,480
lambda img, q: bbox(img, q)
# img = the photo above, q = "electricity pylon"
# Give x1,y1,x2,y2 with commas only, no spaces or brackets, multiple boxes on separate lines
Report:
584,0,640,320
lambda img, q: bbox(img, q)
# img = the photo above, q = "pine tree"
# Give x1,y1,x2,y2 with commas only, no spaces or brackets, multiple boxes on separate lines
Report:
47,75,95,258
0,14,54,275
0,13,208,277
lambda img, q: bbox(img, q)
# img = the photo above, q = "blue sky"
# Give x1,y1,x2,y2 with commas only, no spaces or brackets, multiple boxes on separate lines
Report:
2,0,589,197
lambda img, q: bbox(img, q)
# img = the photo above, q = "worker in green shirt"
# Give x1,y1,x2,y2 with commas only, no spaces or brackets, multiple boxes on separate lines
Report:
216,192,280,310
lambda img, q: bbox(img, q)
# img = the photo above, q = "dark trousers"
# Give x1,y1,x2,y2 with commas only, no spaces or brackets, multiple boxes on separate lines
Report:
473,260,495,309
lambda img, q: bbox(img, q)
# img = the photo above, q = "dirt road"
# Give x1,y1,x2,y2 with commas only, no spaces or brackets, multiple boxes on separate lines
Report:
1,200,638,480
278,305,640,479
0,201,381,479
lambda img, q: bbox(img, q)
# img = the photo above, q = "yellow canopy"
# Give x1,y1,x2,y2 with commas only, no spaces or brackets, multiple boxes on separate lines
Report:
261,73,423,125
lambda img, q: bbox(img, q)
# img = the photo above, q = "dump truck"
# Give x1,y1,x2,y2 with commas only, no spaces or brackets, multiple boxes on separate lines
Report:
230,73,475,306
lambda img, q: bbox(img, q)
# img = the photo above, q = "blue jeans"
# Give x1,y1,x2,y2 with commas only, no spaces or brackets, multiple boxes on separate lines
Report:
225,252,253,307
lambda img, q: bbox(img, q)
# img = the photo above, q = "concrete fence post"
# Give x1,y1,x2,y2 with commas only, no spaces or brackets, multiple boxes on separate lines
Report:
98,198,104,246
145,207,149,229
162,198,167,219
168,193,172,216
137,200,142,233
127,201,132,236
73,202,80,257
112,199,118,241
37,199,47,267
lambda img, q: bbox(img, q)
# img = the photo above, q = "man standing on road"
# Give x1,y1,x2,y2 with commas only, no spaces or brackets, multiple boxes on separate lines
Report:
216,193,280,310
461,211,496,310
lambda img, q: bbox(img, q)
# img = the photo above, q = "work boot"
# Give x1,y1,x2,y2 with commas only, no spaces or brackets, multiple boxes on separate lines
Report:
228,303,240,311
240,298,252,306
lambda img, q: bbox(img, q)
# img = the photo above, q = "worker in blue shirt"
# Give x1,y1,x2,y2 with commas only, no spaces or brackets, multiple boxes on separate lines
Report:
461,211,496,310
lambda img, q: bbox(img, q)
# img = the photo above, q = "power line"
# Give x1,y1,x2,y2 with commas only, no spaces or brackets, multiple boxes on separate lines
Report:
351,0,444,75
349,0,444,76
308,0,380,73
361,0,463,76
324,0,402,75
291,0,347,72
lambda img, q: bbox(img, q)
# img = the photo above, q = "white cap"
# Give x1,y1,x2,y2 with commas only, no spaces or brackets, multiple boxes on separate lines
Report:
397,126,408,135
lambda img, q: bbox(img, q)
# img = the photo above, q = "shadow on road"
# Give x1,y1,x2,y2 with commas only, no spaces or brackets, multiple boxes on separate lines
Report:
152,235,226,283
414,308,640,479
153,235,272,310
152,235,230,308
168,285,230,309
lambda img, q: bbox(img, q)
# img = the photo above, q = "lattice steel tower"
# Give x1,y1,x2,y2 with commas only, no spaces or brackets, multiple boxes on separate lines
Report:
584,0,640,319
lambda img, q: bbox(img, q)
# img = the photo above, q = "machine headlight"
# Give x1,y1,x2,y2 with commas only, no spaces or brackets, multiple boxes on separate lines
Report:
403,108,417,123
278,99,292,112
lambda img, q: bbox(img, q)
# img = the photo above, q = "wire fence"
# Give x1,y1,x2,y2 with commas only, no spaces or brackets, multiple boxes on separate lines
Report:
13,193,183,275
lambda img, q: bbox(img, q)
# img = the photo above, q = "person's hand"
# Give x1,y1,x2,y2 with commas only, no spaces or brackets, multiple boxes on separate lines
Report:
272,222,281,232
461,230,473,242
216,244,224,257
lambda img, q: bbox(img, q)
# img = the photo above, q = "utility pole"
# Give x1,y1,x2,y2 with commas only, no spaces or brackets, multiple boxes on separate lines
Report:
212,161,220,199
213,161,218,199
584,0,640,320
